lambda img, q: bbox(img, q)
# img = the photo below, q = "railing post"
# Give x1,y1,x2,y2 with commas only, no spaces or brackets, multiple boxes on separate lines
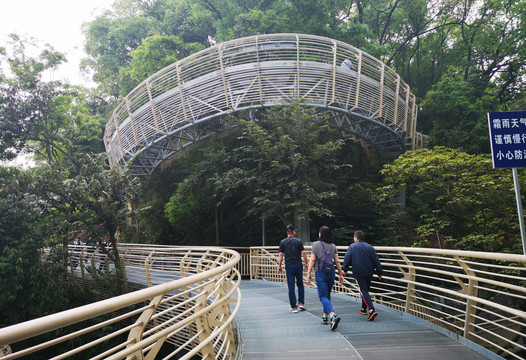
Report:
125,97,140,147
145,80,164,134
218,44,232,110
211,275,237,359
455,256,478,341
376,63,385,119
126,294,165,360
295,34,300,98
194,281,217,359
399,252,416,314
120,249,130,293
352,51,362,110
330,40,337,105
393,74,400,126
145,252,154,287
249,248,256,280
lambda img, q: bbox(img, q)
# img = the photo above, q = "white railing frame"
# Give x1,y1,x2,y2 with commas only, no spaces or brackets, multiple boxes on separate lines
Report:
2,245,523,359
0,246,241,360
249,245,526,360
104,33,423,178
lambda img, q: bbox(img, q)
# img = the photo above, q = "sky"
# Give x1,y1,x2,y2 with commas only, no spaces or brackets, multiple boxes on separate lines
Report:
0,0,116,86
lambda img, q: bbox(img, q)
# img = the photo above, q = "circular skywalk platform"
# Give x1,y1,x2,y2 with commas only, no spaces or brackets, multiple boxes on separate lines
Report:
104,33,423,179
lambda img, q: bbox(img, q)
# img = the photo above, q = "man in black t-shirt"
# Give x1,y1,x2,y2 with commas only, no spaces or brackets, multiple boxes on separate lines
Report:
278,224,309,312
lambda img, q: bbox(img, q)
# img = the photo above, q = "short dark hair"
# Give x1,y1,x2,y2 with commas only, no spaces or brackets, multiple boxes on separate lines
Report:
319,226,334,244
354,230,365,241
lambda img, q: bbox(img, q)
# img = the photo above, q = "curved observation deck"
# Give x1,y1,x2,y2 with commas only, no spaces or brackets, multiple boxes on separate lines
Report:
104,33,422,179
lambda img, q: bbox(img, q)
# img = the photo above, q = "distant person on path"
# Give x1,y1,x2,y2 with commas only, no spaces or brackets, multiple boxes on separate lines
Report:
278,224,309,313
307,226,344,330
85,237,95,263
342,230,383,321
340,57,353,71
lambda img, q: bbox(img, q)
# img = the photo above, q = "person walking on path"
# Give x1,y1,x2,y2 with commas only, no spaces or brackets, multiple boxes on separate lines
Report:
307,226,344,330
342,230,383,321
278,224,309,313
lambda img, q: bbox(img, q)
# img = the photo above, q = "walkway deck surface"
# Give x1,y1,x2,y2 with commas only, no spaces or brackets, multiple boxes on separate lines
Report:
235,280,499,360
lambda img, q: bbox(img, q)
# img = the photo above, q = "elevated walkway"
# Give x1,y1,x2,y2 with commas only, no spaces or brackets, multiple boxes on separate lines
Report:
2,246,524,359
235,280,500,360
104,33,424,179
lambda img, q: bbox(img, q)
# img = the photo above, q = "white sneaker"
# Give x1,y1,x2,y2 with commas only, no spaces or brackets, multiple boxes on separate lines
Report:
330,314,340,331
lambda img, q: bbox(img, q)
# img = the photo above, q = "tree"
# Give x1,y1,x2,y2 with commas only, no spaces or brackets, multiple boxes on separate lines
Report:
0,34,66,160
76,0,526,251
0,166,90,326
220,104,349,227
0,37,140,325
163,102,354,244
378,147,523,253
82,13,153,98
123,34,205,82
419,75,499,154
0,34,106,161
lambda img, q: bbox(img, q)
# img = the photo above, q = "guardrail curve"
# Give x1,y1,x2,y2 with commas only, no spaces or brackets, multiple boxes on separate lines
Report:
3,246,518,359
250,246,526,359
0,245,241,360
104,33,422,179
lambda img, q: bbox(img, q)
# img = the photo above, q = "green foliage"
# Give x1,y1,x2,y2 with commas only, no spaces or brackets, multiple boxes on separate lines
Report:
0,38,139,326
80,0,526,110
78,0,526,252
162,135,246,245
419,75,499,153
163,151,218,244
0,35,107,161
0,167,92,327
378,147,522,253
123,34,205,82
161,102,372,245
216,102,348,224
2,4,525,332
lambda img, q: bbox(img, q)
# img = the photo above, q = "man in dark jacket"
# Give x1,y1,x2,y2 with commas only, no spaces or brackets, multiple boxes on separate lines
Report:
342,230,383,321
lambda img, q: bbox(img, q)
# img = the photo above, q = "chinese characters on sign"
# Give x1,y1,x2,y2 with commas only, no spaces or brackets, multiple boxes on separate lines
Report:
488,111,526,168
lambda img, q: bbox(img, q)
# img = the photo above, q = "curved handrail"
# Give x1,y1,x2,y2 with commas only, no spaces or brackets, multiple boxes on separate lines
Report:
104,33,420,179
3,245,521,359
250,246,526,359
0,246,241,360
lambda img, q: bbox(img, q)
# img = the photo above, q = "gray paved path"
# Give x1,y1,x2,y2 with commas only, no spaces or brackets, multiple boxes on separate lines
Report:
234,280,501,360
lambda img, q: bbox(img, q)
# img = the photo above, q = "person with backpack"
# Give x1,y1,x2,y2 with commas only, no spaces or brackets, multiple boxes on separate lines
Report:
307,226,344,330
342,230,383,321
278,224,309,313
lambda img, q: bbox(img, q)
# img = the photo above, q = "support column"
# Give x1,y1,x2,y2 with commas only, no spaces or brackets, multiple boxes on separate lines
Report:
294,212,311,244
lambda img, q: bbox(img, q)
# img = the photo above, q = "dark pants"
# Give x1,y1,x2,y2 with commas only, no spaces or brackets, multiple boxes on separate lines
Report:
356,276,374,311
285,263,305,308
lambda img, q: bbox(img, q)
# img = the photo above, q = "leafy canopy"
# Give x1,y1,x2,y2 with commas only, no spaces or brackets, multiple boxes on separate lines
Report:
378,147,522,253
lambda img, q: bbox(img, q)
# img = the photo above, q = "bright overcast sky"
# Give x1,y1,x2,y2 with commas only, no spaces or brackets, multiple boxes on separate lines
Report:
0,0,115,86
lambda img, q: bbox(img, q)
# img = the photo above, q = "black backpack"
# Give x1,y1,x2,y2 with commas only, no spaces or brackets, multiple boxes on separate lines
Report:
318,242,334,273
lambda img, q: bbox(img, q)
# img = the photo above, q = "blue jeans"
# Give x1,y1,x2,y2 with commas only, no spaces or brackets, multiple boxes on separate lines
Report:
286,263,305,308
315,268,335,314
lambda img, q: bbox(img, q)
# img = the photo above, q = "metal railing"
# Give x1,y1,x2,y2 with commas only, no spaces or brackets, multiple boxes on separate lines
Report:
250,246,526,359
0,245,241,360
104,33,422,179
2,245,523,359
